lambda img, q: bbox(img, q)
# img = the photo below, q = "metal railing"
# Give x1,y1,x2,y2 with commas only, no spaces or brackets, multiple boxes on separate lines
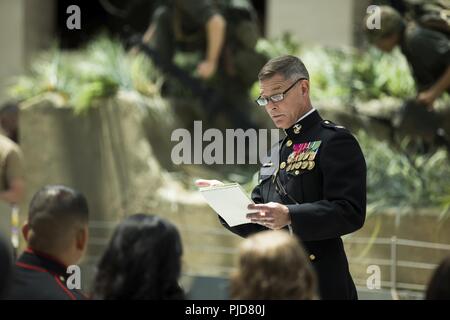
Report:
86,220,450,299
344,236,450,297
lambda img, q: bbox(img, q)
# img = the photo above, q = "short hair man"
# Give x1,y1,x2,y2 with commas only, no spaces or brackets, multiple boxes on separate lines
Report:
8,185,89,300
199,55,367,299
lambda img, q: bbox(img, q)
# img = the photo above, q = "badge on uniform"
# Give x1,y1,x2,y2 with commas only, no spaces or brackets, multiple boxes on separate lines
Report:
285,140,322,175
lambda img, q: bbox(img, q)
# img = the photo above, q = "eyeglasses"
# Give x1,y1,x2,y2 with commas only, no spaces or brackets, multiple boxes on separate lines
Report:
255,78,306,107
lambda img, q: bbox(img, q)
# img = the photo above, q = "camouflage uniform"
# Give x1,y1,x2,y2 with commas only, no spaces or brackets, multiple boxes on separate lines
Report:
149,0,267,128
400,22,450,93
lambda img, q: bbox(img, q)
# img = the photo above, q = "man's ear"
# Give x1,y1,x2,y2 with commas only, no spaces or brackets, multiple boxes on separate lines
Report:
76,226,88,251
300,80,309,96
22,222,30,241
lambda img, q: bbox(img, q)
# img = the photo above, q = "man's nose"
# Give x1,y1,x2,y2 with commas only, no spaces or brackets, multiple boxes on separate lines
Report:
265,100,277,110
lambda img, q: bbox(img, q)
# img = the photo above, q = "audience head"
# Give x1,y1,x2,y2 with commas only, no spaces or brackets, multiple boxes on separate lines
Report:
231,230,318,300
426,256,450,300
0,101,19,143
23,185,89,266
93,213,184,300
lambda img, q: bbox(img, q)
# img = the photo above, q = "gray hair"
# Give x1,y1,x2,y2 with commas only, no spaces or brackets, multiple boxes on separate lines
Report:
258,55,310,81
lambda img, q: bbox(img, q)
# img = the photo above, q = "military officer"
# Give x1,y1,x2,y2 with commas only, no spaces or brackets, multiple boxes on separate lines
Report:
197,55,367,299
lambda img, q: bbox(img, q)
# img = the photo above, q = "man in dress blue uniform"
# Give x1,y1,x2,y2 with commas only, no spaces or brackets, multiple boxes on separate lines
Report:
8,185,89,300
198,55,367,299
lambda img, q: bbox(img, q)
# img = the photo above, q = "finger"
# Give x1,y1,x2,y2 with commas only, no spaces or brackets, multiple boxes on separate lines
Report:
195,179,211,187
248,203,272,211
246,213,259,219
246,212,271,219
249,216,274,223
195,179,223,187
209,180,224,186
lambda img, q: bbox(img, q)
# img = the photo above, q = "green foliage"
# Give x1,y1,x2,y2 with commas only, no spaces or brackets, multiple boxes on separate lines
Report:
304,46,415,102
256,35,416,103
254,33,450,214
9,35,161,114
358,131,450,216
9,47,72,101
256,32,301,58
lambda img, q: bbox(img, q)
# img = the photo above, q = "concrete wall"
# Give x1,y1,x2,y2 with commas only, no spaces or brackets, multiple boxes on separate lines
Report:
0,0,26,104
266,0,371,47
0,0,55,104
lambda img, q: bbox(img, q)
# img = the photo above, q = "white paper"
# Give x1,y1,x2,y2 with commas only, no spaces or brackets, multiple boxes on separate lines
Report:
199,183,255,227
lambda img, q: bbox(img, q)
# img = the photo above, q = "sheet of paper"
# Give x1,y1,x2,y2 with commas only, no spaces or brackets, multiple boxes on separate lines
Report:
199,183,255,227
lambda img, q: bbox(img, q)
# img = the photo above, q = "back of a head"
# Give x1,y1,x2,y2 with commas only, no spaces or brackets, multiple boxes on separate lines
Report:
0,100,19,142
93,213,184,300
0,101,18,115
27,185,89,254
364,5,405,44
0,234,13,299
426,256,450,300
231,230,318,300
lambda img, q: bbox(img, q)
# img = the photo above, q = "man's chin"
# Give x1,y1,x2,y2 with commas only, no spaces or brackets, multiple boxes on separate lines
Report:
272,118,287,129
272,120,290,129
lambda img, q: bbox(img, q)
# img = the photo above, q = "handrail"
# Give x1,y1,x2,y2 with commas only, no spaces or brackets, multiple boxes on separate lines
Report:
87,220,450,295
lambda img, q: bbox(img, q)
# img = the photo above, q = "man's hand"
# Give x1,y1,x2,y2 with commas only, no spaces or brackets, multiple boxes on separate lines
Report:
195,179,224,187
247,202,291,230
417,88,439,110
196,60,217,79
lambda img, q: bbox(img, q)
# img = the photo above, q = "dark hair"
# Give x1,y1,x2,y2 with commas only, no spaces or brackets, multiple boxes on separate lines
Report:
0,234,13,299
426,256,450,300
0,100,19,143
364,6,405,44
27,185,89,251
258,55,309,81
0,101,19,115
92,214,184,300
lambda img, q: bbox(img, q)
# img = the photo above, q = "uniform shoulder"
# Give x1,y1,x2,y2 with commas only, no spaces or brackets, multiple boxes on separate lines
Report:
319,120,357,145
9,266,61,299
320,119,348,131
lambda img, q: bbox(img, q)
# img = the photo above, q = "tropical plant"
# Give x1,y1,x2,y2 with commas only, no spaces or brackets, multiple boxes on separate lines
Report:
255,34,420,104
358,131,450,217
9,35,161,114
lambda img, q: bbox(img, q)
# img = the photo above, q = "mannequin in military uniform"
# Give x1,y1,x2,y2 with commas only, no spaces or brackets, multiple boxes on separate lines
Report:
7,185,89,300
197,55,367,299
140,0,267,128
365,5,450,109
